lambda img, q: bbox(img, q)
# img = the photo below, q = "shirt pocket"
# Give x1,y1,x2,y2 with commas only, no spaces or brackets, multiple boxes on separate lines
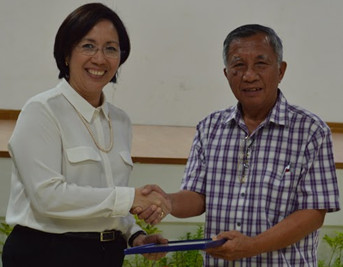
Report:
66,146,101,163
119,151,134,168
261,163,296,223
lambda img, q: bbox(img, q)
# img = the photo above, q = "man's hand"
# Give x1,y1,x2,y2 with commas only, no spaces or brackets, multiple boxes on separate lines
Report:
131,185,171,225
206,209,327,261
205,231,259,261
133,233,168,260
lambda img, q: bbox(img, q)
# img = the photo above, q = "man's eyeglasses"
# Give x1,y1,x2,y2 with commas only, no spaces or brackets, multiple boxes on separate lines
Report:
239,136,255,184
77,43,121,59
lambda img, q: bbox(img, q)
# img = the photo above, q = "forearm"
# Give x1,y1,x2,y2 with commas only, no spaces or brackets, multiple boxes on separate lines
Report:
252,209,326,254
170,190,205,218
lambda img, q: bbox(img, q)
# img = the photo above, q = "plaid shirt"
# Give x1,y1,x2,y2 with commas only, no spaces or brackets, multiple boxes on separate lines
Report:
181,90,340,266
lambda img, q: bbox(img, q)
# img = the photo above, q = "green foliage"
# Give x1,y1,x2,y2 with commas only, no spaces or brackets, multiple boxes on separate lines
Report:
123,215,204,267
134,214,162,235
167,224,204,267
0,222,12,237
319,231,343,267
0,221,13,254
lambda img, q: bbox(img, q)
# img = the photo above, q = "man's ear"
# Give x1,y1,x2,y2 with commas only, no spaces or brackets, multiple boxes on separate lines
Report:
279,61,287,82
223,68,228,78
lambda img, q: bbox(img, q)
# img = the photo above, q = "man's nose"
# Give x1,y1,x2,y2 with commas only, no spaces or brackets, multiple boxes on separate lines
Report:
242,67,259,82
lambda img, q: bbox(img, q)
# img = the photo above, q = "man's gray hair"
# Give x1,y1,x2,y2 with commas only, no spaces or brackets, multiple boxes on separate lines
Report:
223,24,283,66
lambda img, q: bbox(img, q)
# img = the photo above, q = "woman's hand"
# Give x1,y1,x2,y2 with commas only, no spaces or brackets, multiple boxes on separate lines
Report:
133,233,168,260
131,185,172,225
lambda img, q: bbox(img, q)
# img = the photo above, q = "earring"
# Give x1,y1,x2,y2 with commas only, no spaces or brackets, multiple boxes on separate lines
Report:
65,61,68,66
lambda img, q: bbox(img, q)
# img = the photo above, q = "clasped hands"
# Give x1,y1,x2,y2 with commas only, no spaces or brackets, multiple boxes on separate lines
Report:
129,185,170,260
130,185,259,261
131,184,170,225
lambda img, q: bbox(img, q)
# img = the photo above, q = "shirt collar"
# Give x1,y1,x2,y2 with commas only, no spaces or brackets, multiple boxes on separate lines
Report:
58,79,110,123
223,105,240,125
223,89,289,127
268,89,288,127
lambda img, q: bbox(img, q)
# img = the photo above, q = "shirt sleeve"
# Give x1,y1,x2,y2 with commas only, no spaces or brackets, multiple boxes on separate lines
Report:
181,123,207,194
8,101,135,220
297,125,340,212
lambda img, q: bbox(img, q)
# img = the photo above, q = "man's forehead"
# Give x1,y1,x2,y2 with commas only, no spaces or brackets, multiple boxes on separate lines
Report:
230,54,269,62
227,35,274,59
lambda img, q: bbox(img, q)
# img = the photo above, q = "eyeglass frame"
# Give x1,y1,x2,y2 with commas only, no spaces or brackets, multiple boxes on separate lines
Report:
76,41,122,59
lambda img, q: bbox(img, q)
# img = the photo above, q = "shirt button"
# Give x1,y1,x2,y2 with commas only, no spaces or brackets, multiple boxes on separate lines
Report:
236,222,241,227
241,192,245,197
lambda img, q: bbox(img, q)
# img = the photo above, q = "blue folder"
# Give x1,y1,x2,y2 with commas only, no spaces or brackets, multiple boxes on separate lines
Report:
124,238,226,255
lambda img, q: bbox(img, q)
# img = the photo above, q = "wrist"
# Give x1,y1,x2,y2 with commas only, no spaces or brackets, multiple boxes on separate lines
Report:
169,193,176,215
128,230,146,247
250,235,264,256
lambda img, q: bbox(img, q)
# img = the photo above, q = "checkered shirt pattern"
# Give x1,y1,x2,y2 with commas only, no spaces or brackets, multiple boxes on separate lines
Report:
181,90,340,267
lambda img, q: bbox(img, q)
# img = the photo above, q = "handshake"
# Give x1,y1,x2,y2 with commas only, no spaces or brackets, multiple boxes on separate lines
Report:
131,184,171,225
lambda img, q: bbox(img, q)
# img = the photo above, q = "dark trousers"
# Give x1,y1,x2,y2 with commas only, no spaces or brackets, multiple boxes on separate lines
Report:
2,225,127,267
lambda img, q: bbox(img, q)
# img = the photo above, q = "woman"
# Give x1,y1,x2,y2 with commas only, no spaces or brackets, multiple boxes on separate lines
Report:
2,3,169,267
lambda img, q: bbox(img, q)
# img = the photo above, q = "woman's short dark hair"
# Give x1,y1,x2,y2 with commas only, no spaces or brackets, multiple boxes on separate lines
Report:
54,3,130,83
223,24,283,67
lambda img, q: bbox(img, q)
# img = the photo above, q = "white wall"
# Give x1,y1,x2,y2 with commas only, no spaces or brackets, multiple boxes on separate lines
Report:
1,0,343,126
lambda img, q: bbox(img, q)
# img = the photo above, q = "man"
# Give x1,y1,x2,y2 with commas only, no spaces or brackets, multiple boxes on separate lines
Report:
137,24,340,266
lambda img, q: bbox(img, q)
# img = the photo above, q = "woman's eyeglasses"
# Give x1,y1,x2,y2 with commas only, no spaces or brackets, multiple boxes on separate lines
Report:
77,43,121,59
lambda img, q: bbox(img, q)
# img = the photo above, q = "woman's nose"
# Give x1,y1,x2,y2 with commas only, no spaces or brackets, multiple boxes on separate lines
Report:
91,49,107,63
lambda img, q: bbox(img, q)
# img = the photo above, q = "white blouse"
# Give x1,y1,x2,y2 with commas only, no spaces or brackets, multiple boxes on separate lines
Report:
6,79,141,240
